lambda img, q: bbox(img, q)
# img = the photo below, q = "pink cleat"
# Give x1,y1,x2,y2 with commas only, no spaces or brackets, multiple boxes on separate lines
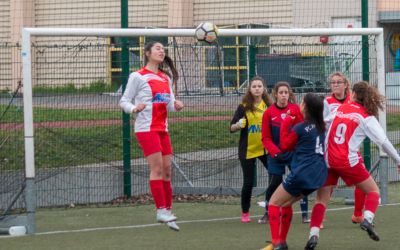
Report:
241,212,251,223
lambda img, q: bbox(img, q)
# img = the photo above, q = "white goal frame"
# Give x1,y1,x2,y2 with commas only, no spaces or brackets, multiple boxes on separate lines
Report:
21,27,386,234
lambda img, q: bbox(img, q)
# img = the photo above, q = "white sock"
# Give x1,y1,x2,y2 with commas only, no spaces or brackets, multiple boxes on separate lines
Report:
364,210,375,223
157,208,166,214
309,227,320,238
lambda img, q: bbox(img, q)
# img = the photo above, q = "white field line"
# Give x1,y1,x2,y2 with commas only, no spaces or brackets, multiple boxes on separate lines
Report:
1,203,400,238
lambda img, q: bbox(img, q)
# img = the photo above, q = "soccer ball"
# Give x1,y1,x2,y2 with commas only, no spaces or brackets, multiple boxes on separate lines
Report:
195,22,219,44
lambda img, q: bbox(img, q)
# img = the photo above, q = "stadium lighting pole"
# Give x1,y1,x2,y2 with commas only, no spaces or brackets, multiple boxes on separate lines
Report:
120,0,132,198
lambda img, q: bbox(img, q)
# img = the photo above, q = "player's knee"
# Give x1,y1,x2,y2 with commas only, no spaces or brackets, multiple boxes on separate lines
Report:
151,169,163,178
163,173,171,179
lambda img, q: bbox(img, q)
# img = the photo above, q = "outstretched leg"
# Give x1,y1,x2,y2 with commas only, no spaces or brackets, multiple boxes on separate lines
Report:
356,177,380,241
265,184,299,249
305,185,333,250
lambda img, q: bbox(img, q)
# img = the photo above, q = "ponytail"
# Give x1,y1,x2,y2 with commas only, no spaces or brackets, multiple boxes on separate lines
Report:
161,55,179,84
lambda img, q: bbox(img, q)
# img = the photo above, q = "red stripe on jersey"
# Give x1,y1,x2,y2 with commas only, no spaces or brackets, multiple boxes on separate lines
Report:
148,79,169,131
139,68,171,131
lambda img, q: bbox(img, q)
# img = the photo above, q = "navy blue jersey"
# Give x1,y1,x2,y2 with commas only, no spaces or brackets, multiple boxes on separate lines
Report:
280,118,328,194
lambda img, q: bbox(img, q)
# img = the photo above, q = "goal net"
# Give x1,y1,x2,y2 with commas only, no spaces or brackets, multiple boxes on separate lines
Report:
0,27,386,234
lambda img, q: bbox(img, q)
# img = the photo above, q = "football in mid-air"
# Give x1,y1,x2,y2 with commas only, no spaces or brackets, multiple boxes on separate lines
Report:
195,22,219,44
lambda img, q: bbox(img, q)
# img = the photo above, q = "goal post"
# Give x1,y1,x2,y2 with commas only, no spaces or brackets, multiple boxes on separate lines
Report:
20,27,386,234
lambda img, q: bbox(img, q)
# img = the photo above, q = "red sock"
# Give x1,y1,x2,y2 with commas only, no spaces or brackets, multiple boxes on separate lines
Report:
353,187,366,217
163,180,173,210
280,206,293,243
310,203,326,228
149,180,166,209
364,191,380,214
268,204,281,245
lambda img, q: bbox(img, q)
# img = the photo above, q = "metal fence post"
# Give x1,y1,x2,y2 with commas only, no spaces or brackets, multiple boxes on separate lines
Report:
121,0,132,197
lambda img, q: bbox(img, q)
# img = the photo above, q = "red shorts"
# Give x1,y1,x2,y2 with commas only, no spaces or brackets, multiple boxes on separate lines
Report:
135,131,173,157
324,162,370,186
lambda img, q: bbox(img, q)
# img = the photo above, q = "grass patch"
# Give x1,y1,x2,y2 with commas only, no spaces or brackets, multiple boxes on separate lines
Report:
169,110,231,118
32,80,118,94
0,106,120,123
1,120,237,169
1,201,400,250
386,113,400,131
0,105,231,123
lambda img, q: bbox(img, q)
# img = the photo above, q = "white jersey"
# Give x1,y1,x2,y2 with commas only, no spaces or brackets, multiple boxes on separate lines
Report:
326,101,400,168
323,93,350,129
119,67,176,132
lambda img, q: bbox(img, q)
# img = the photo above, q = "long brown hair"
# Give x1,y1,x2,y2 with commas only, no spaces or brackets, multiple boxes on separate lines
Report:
242,76,272,112
272,81,296,103
352,81,385,117
144,41,179,84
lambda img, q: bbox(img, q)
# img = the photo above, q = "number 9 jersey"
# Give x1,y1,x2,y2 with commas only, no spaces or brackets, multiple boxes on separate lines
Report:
325,101,400,169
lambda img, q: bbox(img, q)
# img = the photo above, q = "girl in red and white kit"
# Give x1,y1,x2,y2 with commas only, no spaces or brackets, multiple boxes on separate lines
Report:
323,72,366,225
305,81,400,249
120,41,184,231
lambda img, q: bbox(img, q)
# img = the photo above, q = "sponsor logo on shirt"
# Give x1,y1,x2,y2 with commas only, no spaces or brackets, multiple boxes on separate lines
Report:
305,124,315,132
248,124,261,133
152,93,171,103
336,111,361,124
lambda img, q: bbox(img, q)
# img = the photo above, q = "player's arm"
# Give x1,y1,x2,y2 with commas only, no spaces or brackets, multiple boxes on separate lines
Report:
119,72,142,114
292,104,304,125
364,116,400,166
167,80,184,112
167,81,176,111
230,105,245,132
280,116,298,152
261,110,281,157
323,99,330,120
323,99,334,127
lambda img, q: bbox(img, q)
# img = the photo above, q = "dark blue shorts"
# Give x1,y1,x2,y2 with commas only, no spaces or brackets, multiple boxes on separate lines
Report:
282,173,317,197
282,161,327,197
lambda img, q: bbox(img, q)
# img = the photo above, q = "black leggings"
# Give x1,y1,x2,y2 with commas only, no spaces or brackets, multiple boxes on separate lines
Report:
265,174,283,203
239,154,268,213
